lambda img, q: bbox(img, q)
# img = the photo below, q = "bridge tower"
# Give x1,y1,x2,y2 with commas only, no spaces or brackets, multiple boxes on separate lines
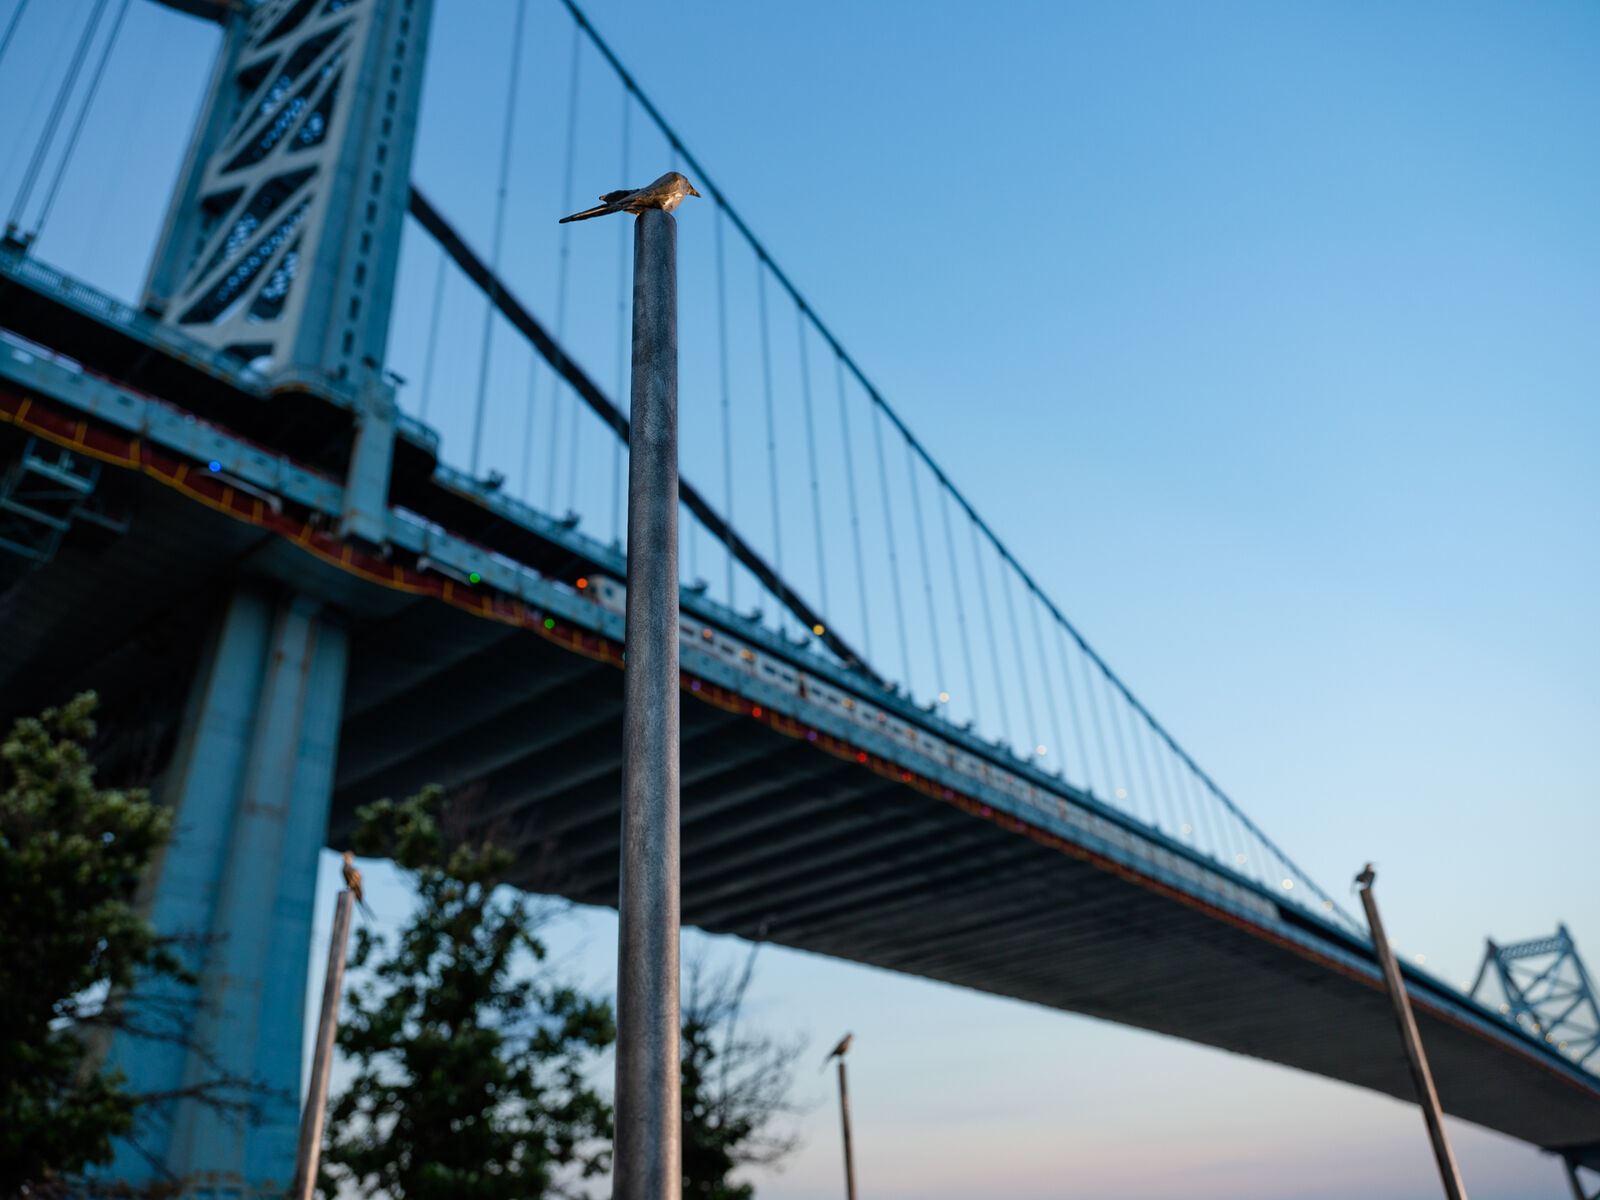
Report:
104,0,434,1191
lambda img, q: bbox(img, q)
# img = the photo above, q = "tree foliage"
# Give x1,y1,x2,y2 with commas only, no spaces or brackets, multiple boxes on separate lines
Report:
0,693,182,1190
322,787,616,1200
680,951,806,1200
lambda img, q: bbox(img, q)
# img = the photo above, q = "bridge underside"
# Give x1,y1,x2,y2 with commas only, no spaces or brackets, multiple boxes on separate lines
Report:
3,410,1598,1169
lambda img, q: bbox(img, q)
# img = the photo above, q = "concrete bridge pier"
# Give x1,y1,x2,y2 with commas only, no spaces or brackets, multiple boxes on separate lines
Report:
105,585,348,1193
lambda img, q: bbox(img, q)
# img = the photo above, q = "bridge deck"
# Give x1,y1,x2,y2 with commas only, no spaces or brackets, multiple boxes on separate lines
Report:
2,262,1598,1168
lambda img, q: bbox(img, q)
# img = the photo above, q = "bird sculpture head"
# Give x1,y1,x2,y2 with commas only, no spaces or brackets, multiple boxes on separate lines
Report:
671,171,703,200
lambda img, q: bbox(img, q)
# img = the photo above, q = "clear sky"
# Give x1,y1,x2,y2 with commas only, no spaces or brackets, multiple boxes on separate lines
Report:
3,0,1597,1196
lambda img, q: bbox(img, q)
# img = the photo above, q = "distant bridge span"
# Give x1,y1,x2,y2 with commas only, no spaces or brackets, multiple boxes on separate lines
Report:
2,254,1598,1171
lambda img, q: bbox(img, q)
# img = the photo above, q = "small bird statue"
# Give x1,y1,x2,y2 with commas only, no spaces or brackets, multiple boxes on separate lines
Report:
821,1032,854,1071
342,850,374,918
559,171,701,223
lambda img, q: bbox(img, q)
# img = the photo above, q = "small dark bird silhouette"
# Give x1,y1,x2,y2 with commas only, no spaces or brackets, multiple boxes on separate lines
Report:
821,1032,854,1070
559,171,701,223
342,850,374,918
1356,862,1376,890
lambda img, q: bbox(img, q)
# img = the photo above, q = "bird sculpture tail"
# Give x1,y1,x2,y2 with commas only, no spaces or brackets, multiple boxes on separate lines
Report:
559,200,626,224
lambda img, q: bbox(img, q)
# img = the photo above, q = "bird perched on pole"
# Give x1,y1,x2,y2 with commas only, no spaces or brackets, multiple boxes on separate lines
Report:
342,850,373,918
559,171,701,223
821,1032,854,1070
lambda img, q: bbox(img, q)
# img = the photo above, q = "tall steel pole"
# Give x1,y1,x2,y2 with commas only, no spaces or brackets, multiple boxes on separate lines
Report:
613,205,681,1200
290,887,355,1200
836,1057,858,1200
1356,865,1468,1200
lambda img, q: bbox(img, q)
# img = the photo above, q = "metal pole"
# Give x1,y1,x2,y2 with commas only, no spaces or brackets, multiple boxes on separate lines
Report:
1566,1157,1596,1200
837,1058,858,1200
290,887,355,1200
1356,865,1468,1200
613,205,681,1200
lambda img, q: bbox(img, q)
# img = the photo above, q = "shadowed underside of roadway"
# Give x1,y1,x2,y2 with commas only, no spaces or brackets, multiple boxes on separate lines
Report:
2,404,1599,1167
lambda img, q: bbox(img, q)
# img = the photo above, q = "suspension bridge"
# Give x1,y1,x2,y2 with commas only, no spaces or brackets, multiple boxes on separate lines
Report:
0,0,1596,1193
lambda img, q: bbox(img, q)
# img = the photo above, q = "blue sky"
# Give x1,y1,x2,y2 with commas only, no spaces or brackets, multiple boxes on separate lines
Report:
3,0,1597,1195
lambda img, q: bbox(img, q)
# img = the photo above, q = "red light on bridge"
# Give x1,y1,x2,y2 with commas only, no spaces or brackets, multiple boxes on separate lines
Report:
576,577,588,589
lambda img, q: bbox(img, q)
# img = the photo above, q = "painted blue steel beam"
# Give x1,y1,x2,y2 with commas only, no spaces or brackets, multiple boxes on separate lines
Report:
103,588,347,1192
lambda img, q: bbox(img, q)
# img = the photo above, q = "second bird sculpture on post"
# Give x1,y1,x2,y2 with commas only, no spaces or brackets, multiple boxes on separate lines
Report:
559,171,701,223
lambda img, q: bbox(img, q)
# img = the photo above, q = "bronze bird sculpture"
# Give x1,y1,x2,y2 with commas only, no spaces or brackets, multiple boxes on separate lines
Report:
821,1032,854,1070
559,171,701,223
342,850,373,917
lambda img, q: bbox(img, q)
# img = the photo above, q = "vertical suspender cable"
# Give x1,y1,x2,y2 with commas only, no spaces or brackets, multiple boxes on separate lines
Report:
716,206,735,606
872,402,913,692
1028,595,1066,775
998,565,1039,757
30,0,129,240
836,356,873,665
1130,713,1166,831
970,519,1012,742
1155,736,1193,841
610,87,630,546
905,443,945,698
1080,650,1115,805
471,0,525,478
1054,622,1094,795
1104,677,1141,821
757,264,785,630
939,488,980,725
0,0,31,72
548,22,582,513
797,310,828,621
7,0,108,236
419,246,447,423
1148,720,1186,835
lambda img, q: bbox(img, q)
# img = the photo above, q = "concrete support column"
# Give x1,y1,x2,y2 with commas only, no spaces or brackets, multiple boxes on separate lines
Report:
106,586,348,1195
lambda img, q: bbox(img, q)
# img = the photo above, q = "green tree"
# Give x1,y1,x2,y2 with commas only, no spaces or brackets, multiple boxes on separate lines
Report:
0,693,234,1193
322,787,617,1200
680,953,806,1200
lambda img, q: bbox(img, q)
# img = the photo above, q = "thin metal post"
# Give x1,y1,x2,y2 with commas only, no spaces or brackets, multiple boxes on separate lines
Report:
291,887,355,1200
836,1058,858,1200
1356,865,1468,1200
613,206,680,1200
1566,1157,1597,1200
